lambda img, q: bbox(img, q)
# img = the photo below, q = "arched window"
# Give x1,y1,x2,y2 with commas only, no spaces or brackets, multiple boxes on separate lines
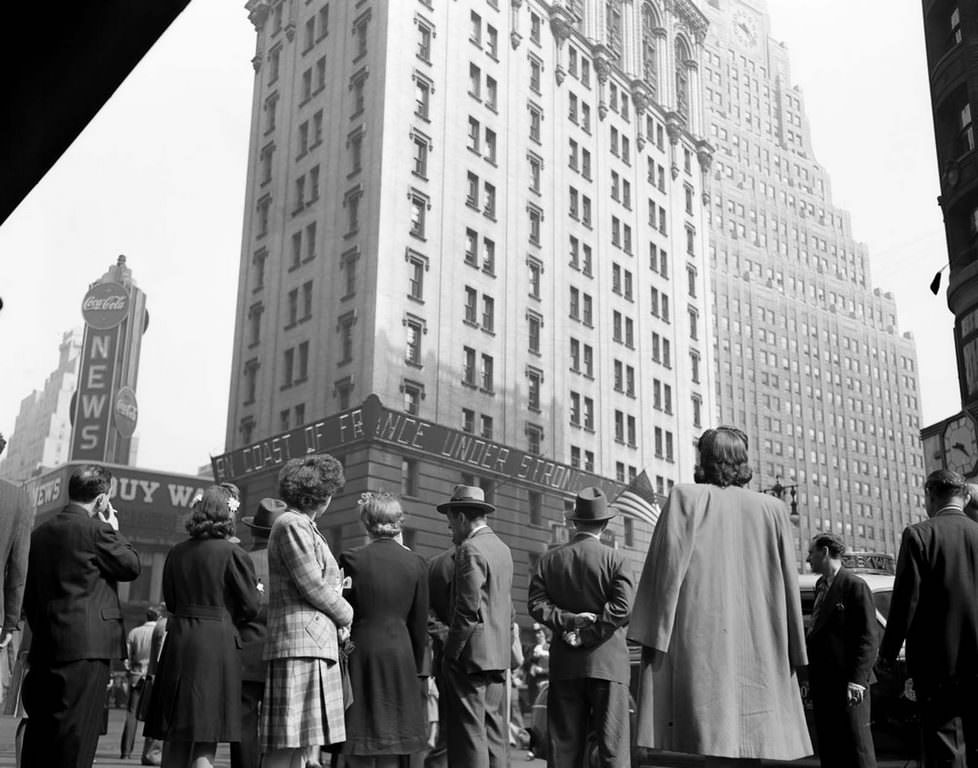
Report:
641,3,659,99
606,0,623,67
675,37,691,121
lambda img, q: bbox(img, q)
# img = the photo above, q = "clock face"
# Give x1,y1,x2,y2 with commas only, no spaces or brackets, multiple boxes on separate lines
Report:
944,414,978,477
733,11,758,48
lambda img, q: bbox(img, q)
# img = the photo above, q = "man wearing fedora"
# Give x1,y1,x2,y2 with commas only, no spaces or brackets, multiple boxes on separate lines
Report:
438,485,513,768
528,487,634,768
231,498,288,768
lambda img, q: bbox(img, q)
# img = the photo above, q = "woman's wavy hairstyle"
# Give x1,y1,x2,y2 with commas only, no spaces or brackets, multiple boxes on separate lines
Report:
358,490,403,539
185,484,239,539
278,454,345,512
693,426,753,488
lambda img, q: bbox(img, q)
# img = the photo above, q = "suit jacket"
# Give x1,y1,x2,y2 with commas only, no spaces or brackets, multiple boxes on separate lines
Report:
444,526,513,672
805,567,878,688
528,533,634,683
880,508,978,691
263,510,353,662
0,479,31,633
24,503,140,664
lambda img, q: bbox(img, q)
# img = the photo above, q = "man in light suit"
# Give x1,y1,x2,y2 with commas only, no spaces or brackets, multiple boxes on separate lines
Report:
880,469,978,767
22,464,141,768
438,485,513,768
528,487,634,768
805,533,878,768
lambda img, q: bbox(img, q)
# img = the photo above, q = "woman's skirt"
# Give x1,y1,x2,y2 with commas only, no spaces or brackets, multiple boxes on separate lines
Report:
260,657,345,750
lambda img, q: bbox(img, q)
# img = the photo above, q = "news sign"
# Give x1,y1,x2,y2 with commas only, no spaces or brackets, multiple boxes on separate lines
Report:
69,326,120,461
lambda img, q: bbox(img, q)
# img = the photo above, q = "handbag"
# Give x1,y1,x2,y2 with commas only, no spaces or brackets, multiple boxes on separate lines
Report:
338,638,355,710
136,675,154,722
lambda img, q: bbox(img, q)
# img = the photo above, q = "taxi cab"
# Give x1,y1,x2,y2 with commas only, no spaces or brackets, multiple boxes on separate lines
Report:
798,552,918,759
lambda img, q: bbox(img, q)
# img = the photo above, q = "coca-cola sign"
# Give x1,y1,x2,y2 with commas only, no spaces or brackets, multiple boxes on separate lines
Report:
81,282,129,330
114,386,138,439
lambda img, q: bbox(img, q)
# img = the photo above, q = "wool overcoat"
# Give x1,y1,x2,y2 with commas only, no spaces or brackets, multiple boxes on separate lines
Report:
627,484,812,760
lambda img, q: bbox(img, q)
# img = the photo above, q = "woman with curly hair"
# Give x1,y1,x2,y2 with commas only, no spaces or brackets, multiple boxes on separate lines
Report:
628,427,812,766
143,484,260,768
339,491,429,767
261,455,353,768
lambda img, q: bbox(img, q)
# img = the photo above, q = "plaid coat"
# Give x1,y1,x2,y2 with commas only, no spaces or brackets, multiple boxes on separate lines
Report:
264,510,353,662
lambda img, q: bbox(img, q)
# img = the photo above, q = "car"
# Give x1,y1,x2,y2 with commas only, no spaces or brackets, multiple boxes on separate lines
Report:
797,569,919,760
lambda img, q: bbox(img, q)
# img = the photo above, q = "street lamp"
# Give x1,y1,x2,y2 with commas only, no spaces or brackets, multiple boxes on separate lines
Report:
763,475,799,525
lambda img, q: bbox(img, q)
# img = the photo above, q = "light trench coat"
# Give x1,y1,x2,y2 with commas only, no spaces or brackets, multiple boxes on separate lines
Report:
627,483,813,760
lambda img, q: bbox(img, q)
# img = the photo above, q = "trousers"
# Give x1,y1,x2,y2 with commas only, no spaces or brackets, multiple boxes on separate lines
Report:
547,678,629,768
442,662,508,768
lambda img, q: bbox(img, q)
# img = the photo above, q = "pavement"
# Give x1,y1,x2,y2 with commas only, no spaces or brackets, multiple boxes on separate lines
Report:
0,709,920,767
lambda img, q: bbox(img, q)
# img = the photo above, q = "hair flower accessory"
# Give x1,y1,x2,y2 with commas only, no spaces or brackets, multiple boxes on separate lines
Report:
190,492,204,507
228,497,240,514
358,491,375,507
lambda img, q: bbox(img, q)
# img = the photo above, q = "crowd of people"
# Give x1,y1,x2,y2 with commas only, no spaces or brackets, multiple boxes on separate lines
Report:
8,425,978,768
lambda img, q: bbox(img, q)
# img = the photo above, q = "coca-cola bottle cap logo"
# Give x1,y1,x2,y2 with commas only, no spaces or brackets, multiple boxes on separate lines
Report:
81,282,129,330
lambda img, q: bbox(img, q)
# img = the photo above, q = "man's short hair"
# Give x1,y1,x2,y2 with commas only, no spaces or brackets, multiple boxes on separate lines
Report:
67,465,112,503
925,469,968,500
810,532,846,558
146,607,161,623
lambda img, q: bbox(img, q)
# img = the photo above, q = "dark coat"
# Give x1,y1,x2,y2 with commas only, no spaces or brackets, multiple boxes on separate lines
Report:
339,538,429,755
143,537,259,743
881,508,978,693
238,546,269,684
528,533,633,683
444,526,513,673
806,567,879,687
0,479,31,634
24,503,140,664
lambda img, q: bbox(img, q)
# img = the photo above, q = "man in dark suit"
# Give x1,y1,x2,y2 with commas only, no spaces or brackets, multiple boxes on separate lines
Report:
528,487,634,768
805,533,878,768
880,469,978,767
231,497,287,768
22,464,141,768
421,545,455,768
438,485,513,768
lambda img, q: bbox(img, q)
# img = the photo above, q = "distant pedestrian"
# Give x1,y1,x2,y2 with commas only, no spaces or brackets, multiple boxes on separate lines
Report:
528,487,634,768
880,469,978,767
260,455,353,768
805,533,878,768
143,485,260,768
21,463,141,768
525,623,550,704
340,491,429,767
437,484,513,768
121,606,161,760
140,604,168,766
628,427,812,766
231,498,288,768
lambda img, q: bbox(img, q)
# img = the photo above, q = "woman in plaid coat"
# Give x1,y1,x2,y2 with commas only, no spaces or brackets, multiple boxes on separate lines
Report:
260,455,354,768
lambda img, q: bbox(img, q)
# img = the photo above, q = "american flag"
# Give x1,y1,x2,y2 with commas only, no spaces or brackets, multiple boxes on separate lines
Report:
611,470,661,528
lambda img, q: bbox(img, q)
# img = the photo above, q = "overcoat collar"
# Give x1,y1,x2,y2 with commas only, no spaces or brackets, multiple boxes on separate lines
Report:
61,502,91,517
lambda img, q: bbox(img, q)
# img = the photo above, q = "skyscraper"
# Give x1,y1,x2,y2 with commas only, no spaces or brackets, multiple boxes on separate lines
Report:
0,329,82,483
702,0,926,559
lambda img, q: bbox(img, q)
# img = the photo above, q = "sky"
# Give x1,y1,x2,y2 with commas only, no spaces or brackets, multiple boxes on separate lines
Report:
0,0,960,476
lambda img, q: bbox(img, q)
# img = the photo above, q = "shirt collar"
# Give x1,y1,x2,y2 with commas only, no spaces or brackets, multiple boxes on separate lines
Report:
467,522,489,538
574,530,602,541
936,504,965,517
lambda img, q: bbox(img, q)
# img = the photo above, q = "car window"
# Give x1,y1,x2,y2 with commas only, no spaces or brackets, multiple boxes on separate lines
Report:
873,590,891,620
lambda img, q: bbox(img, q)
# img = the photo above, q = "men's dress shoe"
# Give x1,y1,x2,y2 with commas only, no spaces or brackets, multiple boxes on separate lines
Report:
141,759,161,766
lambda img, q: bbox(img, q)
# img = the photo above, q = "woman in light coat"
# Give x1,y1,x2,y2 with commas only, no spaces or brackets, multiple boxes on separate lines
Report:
260,455,353,768
628,427,812,766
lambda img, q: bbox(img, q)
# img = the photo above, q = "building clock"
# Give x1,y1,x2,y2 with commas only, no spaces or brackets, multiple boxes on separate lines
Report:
943,413,978,477
732,10,758,48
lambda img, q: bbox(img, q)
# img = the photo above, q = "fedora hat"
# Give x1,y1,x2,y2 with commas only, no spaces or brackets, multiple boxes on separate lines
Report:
437,484,495,515
567,486,615,522
241,497,288,532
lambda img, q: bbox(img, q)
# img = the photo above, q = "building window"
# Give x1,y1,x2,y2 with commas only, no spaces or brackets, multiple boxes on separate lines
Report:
341,250,358,297
485,128,497,163
584,450,594,472
335,376,353,409
486,76,498,110
301,281,313,321
466,172,480,208
248,303,263,347
407,250,427,300
243,359,259,405
401,458,419,497
417,20,432,61
529,153,542,193
354,12,369,59
527,367,542,411
529,490,542,524
256,196,271,237
240,417,255,445
464,228,479,266
463,346,477,386
481,353,494,392
529,55,542,93
690,350,701,383
570,391,581,426
486,24,498,57
282,347,295,389
951,7,962,45
462,408,475,433
470,10,482,46
469,63,482,99
527,257,542,299
526,423,543,455
481,415,494,439
688,308,699,340
412,131,430,178
528,312,542,354
960,102,974,155
405,316,424,365
529,104,542,143
252,249,267,291
528,205,542,245
402,380,423,414
414,73,432,119
583,396,594,430
410,191,428,238
482,295,495,332
482,238,495,273
687,265,698,297
483,182,496,218
338,312,356,364
467,116,481,153
344,188,362,234
692,394,703,428
295,340,309,382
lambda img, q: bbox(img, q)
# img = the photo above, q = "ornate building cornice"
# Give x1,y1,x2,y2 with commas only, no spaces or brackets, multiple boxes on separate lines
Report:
666,0,709,44
246,0,270,30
